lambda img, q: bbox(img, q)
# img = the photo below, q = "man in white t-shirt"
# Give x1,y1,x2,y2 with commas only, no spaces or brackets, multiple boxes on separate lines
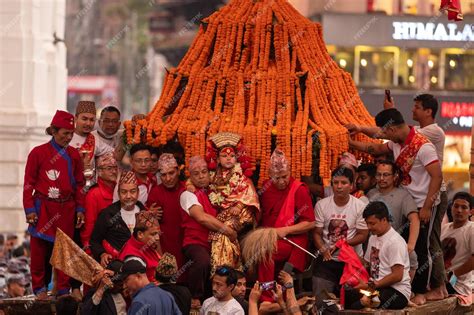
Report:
348,201,411,310
349,108,443,305
200,266,244,315
313,166,369,296
438,192,473,301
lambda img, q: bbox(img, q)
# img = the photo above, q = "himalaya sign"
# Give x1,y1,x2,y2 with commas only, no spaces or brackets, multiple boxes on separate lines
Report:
392,22,473,41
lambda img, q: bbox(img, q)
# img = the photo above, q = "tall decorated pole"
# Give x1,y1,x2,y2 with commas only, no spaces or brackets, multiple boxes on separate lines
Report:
124,0,379,186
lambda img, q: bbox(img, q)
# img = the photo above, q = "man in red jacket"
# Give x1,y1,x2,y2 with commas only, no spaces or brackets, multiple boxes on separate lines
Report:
81,152,118,253
180,156,237,308
119,211,162,282
147,153,185,272
23,110,85,299
258,149,316,302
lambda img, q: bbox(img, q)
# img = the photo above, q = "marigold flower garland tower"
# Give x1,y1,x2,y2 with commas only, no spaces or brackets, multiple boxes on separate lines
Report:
125,0,378,186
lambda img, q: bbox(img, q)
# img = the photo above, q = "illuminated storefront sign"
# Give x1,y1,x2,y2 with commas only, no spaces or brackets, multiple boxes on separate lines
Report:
392,22,474,41
441,101,473,128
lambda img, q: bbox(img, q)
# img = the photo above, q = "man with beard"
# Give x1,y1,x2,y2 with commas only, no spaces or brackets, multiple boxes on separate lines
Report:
180,156,237,308
312,167,369,297
90,171,146,267
23,110,85,299
200,266,244,315
147,154,186,272
119,211,162,282
81,260,127,315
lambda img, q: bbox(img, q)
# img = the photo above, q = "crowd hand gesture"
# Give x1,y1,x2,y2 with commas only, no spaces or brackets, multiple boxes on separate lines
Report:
344,123,361,136
92,269,114,289
319,246,335,262
419,206,432,225
148,203,163,220
229,206,241,216
278,270,293,287
275,227,289,239
100,252,113,268
185,180,196,193
383,94,395,109
271,283,285,306
26,213,38,226
224,225,238,242
76,212,85,229
249,281,262,304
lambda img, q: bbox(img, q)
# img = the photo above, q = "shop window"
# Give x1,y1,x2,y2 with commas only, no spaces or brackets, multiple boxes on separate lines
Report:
354,46,398,88
398,50,417,88
327,46,355,76
443,50,474,90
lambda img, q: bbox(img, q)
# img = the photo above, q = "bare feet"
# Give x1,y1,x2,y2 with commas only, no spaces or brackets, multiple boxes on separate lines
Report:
425,287,445,301
71,288,83,301
191,298,201,308
36,291,50,300
411,293,426,305
407,300,418,307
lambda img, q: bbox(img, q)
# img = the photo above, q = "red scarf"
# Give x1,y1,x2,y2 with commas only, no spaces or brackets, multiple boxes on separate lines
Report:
79,133,95,161
395,132,429,186
274,180,303,227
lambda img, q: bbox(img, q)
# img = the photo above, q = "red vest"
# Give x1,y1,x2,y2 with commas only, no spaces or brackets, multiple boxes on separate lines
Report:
181,189,217,249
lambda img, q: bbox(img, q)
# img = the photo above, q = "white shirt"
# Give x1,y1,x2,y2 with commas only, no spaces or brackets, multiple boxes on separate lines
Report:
180,191,202,215
314,195,368,257
364,227,412,300
120,206,139,232
200,297,244,315
387,139,440,208
441,221,474,296
92,129,123,150
414,124,445,165
70,132,113,170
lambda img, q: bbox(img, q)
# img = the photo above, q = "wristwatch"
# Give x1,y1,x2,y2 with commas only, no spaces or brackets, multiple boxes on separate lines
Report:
284,282,294,289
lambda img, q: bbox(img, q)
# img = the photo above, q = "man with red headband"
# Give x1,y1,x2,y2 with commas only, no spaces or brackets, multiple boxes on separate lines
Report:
23,110,85,299
258,149,316,303
147,153,186,273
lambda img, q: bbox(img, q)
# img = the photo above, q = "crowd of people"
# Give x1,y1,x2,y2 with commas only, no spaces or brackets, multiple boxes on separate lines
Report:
1,94,471,314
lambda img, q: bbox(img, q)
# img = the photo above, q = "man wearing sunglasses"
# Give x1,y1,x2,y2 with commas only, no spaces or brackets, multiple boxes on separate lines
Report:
200,266,244,315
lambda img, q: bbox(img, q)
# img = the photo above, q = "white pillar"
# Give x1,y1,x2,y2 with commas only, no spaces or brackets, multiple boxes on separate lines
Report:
0,0,67,235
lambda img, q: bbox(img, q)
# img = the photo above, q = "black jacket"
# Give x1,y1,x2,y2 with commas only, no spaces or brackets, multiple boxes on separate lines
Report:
81,288,122,315
90,201,146,261
159,283,192,315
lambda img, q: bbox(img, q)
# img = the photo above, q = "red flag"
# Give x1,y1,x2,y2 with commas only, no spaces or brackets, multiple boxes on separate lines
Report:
440,0,463,21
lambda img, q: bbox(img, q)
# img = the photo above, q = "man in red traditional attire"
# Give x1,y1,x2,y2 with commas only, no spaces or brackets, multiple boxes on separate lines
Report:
258,149,316,302
90,171,146,267
180,156,238,308
23,110,85,299
81,152,118,254
119,211,162,282
147,153,185,272
114,144,157,205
